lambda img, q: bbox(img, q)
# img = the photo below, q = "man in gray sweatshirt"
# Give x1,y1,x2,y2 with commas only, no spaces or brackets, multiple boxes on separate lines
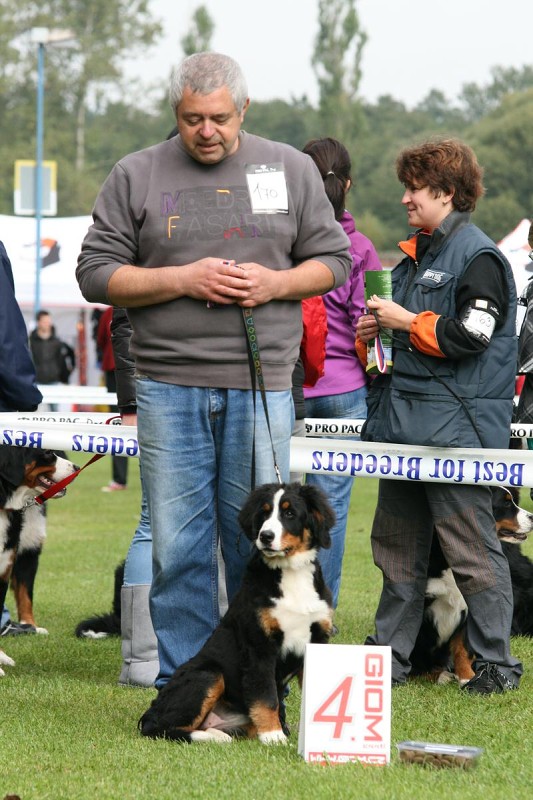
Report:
76,51,350,689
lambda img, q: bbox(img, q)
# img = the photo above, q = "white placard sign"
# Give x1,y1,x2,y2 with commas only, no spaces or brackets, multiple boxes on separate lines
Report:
298,644,391,766
245,163,288,214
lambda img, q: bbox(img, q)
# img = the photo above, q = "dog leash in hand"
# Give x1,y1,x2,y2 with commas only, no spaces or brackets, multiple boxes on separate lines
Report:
241,307,282,488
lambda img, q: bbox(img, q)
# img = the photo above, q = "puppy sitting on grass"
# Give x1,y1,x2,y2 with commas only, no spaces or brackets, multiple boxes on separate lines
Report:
139,482,335,744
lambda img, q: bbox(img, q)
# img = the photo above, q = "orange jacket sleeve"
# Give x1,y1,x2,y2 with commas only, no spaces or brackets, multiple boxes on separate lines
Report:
410,311,444,357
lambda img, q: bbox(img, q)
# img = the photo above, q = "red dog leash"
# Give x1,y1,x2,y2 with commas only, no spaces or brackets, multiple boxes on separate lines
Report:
35,453,104,505
35,415,124,504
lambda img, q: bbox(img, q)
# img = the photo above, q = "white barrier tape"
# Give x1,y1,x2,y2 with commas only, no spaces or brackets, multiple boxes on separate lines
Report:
0,421,139,458
305,418,365,437
0,412,121,426
0,417,532,486
305,418,533,440
38,385,117,404
290,437,533,487
13,402,533,439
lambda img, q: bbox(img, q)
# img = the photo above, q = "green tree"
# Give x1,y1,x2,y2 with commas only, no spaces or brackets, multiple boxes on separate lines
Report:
414,89,467,129
245,97,317,150
460,65,533,123
1,0,162,172
0,0,166,214
311,0,367,141
181,5,215,56
470,88,533,240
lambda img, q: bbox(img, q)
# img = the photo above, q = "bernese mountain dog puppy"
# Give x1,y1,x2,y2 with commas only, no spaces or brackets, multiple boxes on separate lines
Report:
139,482,335,744
410,486,533,685
0,445,78,676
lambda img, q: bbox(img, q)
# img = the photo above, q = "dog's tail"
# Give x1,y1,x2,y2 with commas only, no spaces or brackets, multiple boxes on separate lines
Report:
74,560,124,639
75,612,121,639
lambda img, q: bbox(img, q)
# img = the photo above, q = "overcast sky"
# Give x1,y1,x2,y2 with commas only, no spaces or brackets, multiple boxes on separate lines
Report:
124,0,533,108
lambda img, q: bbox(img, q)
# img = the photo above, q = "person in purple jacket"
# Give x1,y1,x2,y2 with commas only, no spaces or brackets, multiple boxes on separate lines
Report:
303,138,382,608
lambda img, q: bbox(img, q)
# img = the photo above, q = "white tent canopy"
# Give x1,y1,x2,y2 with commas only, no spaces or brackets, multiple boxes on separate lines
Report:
1,213,94,310
1,213,104,385
498,217,532,297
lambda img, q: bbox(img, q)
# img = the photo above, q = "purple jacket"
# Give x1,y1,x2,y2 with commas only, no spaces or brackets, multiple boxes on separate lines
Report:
304,211,382,398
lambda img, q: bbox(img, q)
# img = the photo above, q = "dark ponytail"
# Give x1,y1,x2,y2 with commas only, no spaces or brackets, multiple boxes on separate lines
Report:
302,137,351,221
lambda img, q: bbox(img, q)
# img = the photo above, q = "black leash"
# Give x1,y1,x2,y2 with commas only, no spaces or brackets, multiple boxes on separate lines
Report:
241,307,283,488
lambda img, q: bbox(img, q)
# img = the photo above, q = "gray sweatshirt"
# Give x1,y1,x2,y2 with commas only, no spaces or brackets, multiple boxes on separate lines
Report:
76,131,351,390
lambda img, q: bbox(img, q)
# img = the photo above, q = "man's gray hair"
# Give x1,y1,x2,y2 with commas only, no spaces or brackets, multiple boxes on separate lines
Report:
169,52,248,112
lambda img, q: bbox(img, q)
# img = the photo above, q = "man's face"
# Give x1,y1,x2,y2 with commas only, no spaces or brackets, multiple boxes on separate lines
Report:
37,314,52,336
176,86,249,165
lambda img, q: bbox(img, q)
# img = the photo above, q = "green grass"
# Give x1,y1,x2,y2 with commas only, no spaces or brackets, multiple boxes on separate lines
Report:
2,456,533,799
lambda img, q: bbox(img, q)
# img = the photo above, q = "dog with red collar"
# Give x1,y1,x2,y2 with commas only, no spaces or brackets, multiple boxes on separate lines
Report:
0,445,78,676
139,482,335,744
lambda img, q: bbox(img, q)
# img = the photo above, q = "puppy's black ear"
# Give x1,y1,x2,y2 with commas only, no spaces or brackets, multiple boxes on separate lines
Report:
238,483,279,542
0,444,28,489
298,484,335,550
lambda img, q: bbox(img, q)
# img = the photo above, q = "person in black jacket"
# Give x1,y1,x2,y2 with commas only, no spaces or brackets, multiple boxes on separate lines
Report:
0,239,42,634
515,222,533,478
29,310,75,386
356,138,521,695
29,310,75,414
0,242,42,414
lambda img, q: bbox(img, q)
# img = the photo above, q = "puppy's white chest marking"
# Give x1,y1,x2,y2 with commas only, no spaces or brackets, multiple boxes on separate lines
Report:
0,513,13,575
271,567,330,657
19,505,46,552
426,569,467,646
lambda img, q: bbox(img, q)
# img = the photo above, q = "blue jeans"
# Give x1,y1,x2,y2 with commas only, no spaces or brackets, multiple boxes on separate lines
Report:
304,387,368,607
135,379,293,687
123,463,153,586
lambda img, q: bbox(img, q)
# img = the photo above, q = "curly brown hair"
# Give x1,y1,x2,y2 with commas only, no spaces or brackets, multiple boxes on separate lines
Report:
396,138,485,212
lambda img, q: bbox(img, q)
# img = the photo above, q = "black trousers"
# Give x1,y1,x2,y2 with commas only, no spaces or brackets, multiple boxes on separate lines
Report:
366,479,522,685
105,369,128,487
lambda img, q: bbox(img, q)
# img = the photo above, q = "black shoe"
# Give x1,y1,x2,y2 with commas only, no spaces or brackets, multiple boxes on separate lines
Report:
462,663,517,695
0,621,37,637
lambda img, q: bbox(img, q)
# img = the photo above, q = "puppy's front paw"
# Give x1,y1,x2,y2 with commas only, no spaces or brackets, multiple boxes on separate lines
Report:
0,650,15,676
259,729,288,745
190,729,233,743
436,670,455,685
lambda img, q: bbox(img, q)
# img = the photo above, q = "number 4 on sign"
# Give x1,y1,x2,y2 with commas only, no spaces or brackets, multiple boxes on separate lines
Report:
298,643,392,766
313,676,354,739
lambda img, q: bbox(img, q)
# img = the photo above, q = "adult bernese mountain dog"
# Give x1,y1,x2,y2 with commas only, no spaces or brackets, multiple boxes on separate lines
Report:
139,481,335,744
0,445,78,676
410,486,533,685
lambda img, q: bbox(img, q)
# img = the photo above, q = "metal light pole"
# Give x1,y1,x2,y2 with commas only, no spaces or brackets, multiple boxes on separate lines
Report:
30,27,75,319
34,32,45,318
